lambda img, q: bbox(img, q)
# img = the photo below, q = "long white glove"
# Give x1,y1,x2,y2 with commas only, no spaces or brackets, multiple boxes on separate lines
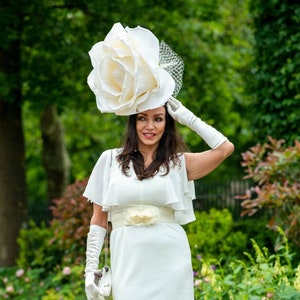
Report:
167,97,227,149
85,224,106,300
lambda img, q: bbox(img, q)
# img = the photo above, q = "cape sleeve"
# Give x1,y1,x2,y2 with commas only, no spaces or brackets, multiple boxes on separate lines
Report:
171,154,196,225
82,149,113,208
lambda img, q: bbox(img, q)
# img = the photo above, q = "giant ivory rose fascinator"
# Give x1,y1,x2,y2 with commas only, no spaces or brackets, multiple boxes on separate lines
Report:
87,22,184,116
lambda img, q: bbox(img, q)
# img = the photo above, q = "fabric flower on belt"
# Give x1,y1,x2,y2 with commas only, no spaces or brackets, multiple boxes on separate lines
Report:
87,22,184,116
125,205,159,226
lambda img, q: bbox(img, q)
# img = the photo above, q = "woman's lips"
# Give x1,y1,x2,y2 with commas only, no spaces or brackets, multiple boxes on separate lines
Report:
143,133,156,139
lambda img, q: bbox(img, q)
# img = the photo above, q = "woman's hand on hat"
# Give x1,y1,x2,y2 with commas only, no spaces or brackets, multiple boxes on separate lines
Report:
168,97,230,151
167,97,196,127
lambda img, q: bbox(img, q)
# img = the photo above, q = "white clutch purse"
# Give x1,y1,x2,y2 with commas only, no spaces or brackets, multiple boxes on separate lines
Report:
94,265,112,297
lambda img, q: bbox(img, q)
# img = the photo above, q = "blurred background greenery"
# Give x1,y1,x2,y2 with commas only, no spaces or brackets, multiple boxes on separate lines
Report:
1,0,299,278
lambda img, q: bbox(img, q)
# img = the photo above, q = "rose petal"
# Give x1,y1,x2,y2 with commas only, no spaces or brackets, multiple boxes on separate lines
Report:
104,22,127,42
135,68,175,113
126,25,160,65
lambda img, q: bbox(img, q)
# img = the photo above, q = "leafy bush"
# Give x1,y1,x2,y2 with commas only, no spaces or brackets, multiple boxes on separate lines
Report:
184,208,247,266
233,216,277,257
250,1,300,145
237,137,300,250
49,178,92,265
11,177,299,299
0,265,85,300
193,228,300,299
17,221,63,274
3,178,94,299
16,179,91,276
4,222,299,299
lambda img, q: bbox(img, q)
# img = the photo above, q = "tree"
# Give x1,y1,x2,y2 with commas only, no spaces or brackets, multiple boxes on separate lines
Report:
0,1,27,266
0,0,91,266
40,105,70,201
250,0,300,145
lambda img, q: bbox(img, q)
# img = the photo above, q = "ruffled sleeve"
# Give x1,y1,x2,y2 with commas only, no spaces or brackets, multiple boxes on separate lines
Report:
167,154,196,225
83,149,115,208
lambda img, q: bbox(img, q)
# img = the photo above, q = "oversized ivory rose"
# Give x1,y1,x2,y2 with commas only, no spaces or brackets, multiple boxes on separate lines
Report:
87,22,176,115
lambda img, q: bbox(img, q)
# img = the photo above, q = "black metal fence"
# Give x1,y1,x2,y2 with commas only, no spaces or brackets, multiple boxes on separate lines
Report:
29,202,52,225
193,180,251,220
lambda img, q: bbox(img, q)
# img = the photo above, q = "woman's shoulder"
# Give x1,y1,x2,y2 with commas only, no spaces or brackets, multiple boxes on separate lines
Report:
102,148,123,165
100,147,122,157
167,152,186,172
174,152,186,164
92,148,122,167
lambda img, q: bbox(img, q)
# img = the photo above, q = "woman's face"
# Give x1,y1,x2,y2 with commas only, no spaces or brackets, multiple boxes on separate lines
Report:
136,106,166,150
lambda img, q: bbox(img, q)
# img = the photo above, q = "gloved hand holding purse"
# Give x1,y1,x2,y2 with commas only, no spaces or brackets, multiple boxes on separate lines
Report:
167,97,228,149
85,224,107,300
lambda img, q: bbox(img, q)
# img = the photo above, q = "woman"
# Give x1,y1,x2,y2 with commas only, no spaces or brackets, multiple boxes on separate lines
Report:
83,97,234,300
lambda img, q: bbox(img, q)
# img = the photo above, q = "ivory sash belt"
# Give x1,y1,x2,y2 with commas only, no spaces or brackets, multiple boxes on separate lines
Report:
111,205,175,229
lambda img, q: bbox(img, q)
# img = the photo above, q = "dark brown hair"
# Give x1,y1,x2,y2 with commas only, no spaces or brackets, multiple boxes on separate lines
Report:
117,105,187,180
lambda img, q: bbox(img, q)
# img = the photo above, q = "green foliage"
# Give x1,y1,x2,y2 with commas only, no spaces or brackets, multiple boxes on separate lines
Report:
3,219,300,299
23,102,48,206
0,265,85,300
194,228,300,299
150,0,255,180
250,0,300,145
41,265,85,300
233,216,278,257
6,179,100,299
22,2,92,111
237,137,300,249
5,179,300,299
49,179,92,265
16,221,63,273
62,108,127,181
17,179,91,274
184,209,247,265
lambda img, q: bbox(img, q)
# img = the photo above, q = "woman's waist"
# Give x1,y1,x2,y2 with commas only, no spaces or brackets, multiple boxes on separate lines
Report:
110,204,175,229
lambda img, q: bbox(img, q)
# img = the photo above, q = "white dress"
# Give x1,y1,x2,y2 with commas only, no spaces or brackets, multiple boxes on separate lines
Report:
83,148,196,300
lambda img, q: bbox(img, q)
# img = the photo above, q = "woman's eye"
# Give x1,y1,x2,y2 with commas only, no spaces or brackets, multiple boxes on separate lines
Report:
137,116,146,121
155,117,163,122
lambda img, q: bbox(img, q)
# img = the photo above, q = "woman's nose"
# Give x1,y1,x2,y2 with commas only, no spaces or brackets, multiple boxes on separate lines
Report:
145,120,155,129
